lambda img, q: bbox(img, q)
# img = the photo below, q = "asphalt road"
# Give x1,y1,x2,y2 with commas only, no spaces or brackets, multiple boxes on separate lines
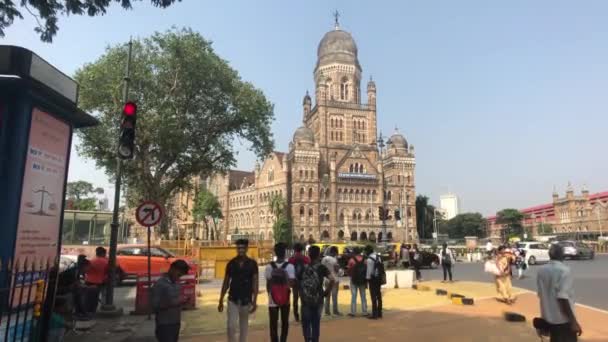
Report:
419,254,608,311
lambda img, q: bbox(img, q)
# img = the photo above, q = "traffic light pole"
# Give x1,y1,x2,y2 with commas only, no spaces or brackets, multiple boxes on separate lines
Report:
100,40,132,316
377,133,388,245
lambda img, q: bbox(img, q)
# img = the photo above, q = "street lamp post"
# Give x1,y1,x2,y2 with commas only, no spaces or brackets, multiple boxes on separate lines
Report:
377,132,388,245
596,206,603,237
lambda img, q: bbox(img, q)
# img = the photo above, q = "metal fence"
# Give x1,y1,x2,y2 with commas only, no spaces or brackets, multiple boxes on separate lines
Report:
0,258,53,342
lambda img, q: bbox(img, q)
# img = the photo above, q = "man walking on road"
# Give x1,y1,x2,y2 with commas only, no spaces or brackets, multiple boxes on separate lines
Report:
537,244,582,342
219,239,259,342
288,243,310,322
265,243,295,342
365,245,383,319
495,245,515,304
322,246,342,316
440,242,455,282
151,260,191,342
346,247,367,317
299,245,335,342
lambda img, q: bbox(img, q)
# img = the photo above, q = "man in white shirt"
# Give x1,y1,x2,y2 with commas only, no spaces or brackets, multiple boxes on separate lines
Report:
265,243,295,342
321,246,341,316
365,245,382,319
486,241,494,257
537,243,582,342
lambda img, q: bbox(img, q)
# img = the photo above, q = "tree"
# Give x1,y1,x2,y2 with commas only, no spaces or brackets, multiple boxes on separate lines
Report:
66,180,104,210
192,188,223,240
269,194,291,244
0,0,181,42
537,223,554,235
415,195,439,239
496,208,524,239
444,213,487,239
75,29,274,234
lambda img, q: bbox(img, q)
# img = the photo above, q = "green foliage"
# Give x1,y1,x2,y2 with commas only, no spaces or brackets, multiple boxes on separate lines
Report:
537,223,554,235
268,194,291,244
415,195,440,239
0,0,181,42
66,180,104,210
444,213,487,239
74,29,274,233
192,188,223,240
496,208,524,237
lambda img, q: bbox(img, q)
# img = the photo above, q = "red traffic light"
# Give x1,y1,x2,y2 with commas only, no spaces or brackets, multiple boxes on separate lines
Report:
123,102,137,116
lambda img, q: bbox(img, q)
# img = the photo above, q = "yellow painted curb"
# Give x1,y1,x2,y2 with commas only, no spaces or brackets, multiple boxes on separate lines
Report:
416,284,431,291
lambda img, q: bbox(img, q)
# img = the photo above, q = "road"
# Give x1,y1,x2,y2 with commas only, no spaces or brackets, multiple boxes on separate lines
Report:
112,255,608,312
419,254,608,310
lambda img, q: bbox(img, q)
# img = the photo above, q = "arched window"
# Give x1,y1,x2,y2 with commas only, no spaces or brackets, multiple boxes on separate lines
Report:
340,78,349,100
339,132,343,141
351,232,358,241
349,164,354,173
349,189,354,201
308,188,313,200
355,189,360,201
305,170,309,179
365,209,371,221
300,187,305,200
299,206,305,219
331,118,335,128
339,211,345,223
359,164,364,173
331,131,334,140
309,208,314,222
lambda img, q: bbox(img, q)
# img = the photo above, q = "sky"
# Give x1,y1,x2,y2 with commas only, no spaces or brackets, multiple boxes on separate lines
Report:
4,1,608,215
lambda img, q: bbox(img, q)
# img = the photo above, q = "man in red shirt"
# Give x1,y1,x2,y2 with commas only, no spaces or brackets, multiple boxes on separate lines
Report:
85,247,109,315
346,247,368,317
288,243,310,322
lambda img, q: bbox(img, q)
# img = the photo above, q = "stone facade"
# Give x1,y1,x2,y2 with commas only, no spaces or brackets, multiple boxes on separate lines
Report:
205,22,418,243
488,185,608,239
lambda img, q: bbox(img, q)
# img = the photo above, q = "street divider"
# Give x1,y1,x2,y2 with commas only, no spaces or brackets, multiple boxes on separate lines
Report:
504,312,526,322
451,297,475,305
436,289,448,296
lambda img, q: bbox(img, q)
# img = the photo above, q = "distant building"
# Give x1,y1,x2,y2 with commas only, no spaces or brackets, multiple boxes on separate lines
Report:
97,197,109,211
487,184,608,240
440,193,460,220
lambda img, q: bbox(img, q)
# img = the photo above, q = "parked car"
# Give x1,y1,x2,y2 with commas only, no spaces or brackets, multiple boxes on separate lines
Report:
516,242,550,265
556,240,595,260
404,250,440,269
116,245,198,283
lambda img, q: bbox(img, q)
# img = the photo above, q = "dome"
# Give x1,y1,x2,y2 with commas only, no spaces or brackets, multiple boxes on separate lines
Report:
388,131,408,149
293,126,315,146
316,29,360,70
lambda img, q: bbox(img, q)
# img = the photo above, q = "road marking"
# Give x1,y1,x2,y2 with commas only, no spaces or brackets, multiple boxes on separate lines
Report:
575,303,608,314
474,291,608,314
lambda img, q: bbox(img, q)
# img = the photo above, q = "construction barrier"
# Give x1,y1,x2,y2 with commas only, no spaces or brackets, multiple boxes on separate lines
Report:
452,297,474,305
133,273,197,315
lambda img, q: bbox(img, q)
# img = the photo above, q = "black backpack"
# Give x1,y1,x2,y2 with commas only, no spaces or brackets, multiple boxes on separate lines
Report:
293,255,306,281
351,257,367,286
299,264,322,306
370,256,387,285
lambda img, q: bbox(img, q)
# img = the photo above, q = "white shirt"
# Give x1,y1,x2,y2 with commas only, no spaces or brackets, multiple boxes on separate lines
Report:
321,255,339,278
439,247,455,264
486,242,493,252
537,260,576,324
264,260,295,307
366,253,379,280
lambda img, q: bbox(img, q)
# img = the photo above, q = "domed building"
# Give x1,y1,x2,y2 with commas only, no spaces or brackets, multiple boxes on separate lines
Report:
205,19,418,243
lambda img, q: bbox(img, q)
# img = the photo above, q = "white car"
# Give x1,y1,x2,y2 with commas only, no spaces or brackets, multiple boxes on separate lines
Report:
516,242,550,265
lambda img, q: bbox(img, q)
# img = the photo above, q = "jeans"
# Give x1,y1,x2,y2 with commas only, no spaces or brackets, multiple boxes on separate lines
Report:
269,305,290,342
549,323,578,342
85,285,101,314
368,279,382,318
414,263,422,280
349,281,367,315
293,289,301,321
324,280,340,314
301,304,322,342
155,323,180,342
442,263,453,281
227,300,250,342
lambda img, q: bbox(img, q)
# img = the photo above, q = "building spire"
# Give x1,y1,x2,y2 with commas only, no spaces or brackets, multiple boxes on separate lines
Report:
333,10,340,30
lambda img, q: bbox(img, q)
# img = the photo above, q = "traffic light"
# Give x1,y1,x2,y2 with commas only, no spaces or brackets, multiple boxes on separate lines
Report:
378,206,384,220
118,101,137,159
395,209,401,221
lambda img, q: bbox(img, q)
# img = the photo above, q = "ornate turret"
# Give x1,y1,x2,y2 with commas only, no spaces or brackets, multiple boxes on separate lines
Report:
303,91,311,118
367,76,376,108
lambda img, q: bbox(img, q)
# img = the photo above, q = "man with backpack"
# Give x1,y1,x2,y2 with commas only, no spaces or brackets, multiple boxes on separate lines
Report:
440,242,455,282
288,243,310,322
365,245,385,320
265,243,296,342
321,246,342,316
299,245,335,342
346,247,368,317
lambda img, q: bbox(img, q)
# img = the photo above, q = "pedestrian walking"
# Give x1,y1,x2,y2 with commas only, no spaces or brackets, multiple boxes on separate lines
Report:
400,244,410,269
485,240,494,258
365,245,384,319
537,243,582,342
218,239,259,342
410,244,422,281
439,243,455,282
299,245,335,342
288,242,310,322
265,243,295,342
346,247,367,317
495,246,516,304
515,246,527,279
84,247,109,315
321,246,342,316
151,260,191,342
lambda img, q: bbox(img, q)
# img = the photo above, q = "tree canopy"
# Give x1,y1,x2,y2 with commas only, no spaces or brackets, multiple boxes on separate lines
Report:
496,208,524,238
444,212,487,239
66,180,104,210
416,195,441,239
192,187,223,240
75,28,274,232
0,0,181,42
269,194,291,244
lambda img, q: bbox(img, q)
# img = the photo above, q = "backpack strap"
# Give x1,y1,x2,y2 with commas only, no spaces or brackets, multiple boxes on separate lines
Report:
271,262,277,269
281,262,289,270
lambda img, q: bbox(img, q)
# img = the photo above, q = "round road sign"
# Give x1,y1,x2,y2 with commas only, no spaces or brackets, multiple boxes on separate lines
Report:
135,201,163,227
